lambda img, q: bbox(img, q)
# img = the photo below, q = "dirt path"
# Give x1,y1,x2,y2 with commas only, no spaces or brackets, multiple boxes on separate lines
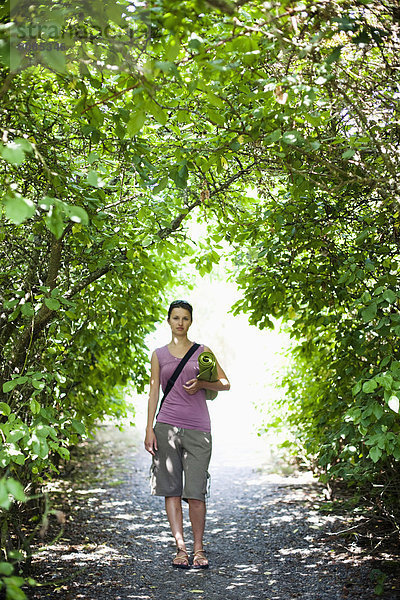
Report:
28,425,399,600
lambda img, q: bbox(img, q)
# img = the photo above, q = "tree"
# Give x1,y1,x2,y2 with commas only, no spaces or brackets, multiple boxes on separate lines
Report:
0,0,202,580
1,0,400,593
221,1,400,520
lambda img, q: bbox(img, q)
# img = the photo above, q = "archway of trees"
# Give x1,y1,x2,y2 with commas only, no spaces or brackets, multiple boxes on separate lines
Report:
1,0,399,594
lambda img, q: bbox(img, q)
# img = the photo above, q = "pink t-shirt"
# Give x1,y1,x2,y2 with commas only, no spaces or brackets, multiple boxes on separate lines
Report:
155,344,211,432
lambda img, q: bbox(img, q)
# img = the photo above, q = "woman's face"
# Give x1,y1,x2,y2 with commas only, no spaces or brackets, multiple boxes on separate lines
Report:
168,307,192,336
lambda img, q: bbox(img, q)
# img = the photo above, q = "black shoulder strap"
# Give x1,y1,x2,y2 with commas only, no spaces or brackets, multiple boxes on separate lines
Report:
156,343,200,417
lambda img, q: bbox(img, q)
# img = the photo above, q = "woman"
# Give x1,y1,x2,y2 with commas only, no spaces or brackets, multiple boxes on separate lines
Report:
144,299,230,569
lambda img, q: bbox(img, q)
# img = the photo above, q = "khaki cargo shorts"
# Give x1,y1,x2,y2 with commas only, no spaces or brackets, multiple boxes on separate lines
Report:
150,422,212,503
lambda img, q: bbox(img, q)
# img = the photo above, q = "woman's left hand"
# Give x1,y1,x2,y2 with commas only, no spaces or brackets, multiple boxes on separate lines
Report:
183,378,203,395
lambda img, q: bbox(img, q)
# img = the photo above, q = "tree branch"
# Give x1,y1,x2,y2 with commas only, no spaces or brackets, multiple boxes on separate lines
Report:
45,237,63,289
81,81,142,114
9,235,63,370
67,265,112,299
157,198,202,239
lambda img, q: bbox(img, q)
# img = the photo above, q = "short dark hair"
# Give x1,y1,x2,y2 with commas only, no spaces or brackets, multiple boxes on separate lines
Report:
167,300,193,320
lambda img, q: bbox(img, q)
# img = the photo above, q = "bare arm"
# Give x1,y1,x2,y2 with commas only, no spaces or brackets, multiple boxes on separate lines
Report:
183,346,230,395
144,351,160,455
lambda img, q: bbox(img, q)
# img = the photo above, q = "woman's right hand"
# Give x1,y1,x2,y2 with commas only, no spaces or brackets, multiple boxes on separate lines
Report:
144,428,158,456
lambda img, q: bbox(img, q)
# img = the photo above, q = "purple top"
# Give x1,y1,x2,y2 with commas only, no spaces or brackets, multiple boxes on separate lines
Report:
155,344,211,433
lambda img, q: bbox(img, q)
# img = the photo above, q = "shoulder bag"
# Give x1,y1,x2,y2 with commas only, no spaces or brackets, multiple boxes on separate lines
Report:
156,343,200,417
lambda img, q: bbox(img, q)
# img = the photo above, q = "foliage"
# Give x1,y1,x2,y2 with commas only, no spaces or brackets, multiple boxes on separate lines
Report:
219,1,400,519
0,0,202,573
0,477,29,599
1,0,400,582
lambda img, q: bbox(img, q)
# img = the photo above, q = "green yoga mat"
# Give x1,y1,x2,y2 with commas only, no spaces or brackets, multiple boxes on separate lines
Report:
197,351,218,400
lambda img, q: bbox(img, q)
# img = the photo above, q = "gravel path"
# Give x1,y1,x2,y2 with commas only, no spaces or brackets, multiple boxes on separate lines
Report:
27,424,399,600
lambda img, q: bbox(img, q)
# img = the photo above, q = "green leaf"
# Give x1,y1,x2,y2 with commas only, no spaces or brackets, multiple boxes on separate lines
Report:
32,379,45,390
31,372,44,380
390,360,400,376
325,46,342,64
388,396,400,413
266,129,281,143
353,29,371,44
71,419,85,435
342,149,355,159
206,109,225,127
0,562,14,576
30,399,41,414
0,479,11,510
141,236,153,247
116,122,126,139
6,585,29,600
165,37,180,62
106,2,125,25
6,479,26,502
21,302,34,317
2,576,26,597
65,310,78,319
282,130,303,145
147,101,167,126
376,373,393,390
303,113,321,127
4,193,35,224
361,303,377,323
44,298,60,311
188,36,203,50
374,286,385,296
170,163,188,189
369,446,382,463
0,402,11,415
38,440,49,459
45,203,65,238
355,229,371,245
57,446,70,460
40,49,67,73
362,380,378,393
2,380,18,393
88,151,99,164
365,259,375,272
153,177,168,193
127,111,146,136
7,429,25,443
64,205,89,224
0,141,25,164
372,403,383,420
5,576,25,587
154,60,174,73
382,289,396,304
207,92,224,109
39,196,56,210
86,170,104,188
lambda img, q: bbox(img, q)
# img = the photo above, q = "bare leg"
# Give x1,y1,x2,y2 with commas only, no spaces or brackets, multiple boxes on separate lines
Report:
165,496,186,548
188,499,208,567
165,497,189,566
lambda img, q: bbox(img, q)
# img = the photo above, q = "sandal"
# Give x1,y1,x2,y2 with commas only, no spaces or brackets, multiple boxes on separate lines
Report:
172,548,190,569
192,549,209,569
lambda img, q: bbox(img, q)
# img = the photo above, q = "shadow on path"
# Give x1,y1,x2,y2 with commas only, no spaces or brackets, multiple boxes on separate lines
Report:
28,425,399,600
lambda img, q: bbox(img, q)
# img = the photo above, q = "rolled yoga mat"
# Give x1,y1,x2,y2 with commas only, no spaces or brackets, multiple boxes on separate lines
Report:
197,351,218,400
